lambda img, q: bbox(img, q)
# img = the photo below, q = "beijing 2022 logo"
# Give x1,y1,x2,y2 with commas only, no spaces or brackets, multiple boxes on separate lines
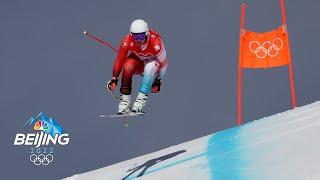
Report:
13,112,70,166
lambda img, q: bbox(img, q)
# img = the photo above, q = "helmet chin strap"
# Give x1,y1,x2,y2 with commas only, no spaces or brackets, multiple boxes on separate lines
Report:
141,38,148,50
145,31,149,42
143,30,150,45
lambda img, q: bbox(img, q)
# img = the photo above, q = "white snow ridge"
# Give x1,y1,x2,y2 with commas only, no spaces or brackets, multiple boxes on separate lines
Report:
65,101,320,180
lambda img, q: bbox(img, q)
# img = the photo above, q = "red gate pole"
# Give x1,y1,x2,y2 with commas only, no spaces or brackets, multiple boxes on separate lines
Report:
237,0,246,126
280,0,297,108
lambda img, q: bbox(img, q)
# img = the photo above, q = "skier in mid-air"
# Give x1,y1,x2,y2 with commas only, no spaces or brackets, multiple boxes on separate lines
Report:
106,19,168,115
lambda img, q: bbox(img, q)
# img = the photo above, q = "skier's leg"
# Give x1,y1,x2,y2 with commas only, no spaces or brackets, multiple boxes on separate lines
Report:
118,56,144,114
140,60,160,94
132,60,160,112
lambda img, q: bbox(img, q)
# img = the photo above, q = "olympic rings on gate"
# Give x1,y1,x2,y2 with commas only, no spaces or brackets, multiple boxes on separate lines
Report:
249,38,283,59
29,153,54,165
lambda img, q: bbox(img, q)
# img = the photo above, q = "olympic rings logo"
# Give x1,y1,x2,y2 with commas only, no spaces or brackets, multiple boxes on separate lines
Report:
249,38,283,59
29,153,54,165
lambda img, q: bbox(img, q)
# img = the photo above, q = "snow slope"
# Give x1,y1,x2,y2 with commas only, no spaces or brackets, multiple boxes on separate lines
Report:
65,101,320,180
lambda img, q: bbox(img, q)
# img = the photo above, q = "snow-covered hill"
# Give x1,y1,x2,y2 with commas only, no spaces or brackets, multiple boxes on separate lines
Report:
65,101,320,180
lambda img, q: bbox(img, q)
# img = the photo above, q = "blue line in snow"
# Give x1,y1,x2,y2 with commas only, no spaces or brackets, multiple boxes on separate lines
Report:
207,126,244,180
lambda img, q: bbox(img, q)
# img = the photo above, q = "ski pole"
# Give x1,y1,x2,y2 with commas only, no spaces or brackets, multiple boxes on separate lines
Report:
83,31,118,53
84,30,121,100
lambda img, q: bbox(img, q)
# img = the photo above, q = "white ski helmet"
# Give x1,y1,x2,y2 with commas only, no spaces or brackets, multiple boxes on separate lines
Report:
130,19,149,34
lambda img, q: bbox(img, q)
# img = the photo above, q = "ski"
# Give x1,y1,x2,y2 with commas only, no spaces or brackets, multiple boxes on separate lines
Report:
99,112,145,118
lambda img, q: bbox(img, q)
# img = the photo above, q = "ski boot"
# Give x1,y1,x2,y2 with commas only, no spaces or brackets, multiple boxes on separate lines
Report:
117,94,131,115
132,92,148,113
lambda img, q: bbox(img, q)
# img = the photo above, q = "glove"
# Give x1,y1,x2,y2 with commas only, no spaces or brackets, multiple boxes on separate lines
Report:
106,77,118,92
151,78,161,93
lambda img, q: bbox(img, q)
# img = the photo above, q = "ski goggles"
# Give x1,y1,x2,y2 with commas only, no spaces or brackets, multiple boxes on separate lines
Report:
132,33,147,41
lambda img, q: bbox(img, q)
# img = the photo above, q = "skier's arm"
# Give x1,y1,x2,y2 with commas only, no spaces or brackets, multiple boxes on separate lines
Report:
151,39,167,93
156,42,168,80
158,57,168,79
151,55,167,93
112,36,130,78
107,36,129,92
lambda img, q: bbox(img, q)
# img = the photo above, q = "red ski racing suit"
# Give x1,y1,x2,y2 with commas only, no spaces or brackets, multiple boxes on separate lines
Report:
112,29,168,95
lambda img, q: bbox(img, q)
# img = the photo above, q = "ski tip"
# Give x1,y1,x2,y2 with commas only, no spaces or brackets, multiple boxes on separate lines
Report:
99,114,107,118
83,31,87,35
